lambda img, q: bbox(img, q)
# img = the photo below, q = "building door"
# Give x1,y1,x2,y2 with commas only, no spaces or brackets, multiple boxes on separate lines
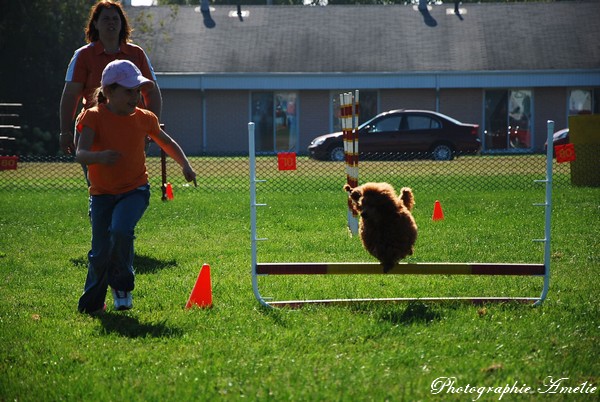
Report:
251,92,298,153
274,92,297,152
484,90,533,152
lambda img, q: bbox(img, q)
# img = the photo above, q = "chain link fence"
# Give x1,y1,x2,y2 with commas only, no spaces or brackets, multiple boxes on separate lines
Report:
0,148,574,196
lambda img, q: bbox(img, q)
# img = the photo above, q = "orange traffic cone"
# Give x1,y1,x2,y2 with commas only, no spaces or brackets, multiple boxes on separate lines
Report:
432,200,444,221
165,182,174,200
185,264,213,309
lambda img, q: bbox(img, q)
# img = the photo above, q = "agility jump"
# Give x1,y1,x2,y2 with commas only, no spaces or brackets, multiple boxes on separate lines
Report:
249,120,555,309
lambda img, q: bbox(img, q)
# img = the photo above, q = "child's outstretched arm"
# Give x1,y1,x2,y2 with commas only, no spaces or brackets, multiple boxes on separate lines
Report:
75,126,121,165
152,129,197,186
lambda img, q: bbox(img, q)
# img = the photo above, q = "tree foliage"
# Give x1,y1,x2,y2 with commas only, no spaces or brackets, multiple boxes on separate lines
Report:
0,0,93,156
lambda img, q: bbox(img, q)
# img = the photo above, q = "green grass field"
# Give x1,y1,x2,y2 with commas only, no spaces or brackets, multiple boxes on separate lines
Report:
0,159,598,401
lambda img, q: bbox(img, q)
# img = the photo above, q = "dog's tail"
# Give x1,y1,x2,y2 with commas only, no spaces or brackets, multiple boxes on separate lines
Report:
400,187,415,211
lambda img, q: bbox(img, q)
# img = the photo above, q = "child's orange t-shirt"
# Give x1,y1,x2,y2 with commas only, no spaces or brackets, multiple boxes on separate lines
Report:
77,104,160,195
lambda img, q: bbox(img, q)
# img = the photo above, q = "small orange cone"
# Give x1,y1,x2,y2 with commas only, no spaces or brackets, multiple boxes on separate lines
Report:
432,200,444,221
165,182,174,200
186,264,213,309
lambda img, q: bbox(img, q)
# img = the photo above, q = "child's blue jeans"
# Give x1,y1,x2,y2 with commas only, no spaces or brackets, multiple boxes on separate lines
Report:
78,184,150,313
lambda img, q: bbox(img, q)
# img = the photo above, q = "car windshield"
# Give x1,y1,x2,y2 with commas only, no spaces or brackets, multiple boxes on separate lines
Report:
358,116,379,130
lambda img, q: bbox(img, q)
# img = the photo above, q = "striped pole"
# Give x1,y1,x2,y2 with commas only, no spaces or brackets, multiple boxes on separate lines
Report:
340,91,359,235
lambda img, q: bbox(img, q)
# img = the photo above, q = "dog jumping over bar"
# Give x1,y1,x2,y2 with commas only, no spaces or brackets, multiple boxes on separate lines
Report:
344,182,418,273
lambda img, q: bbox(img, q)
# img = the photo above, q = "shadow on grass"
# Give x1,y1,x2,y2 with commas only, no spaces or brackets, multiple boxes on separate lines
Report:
258,306,291,328
380,302,442,325
98,314,183,338
359,302,444,325
256,300,444,326
70,253,178,274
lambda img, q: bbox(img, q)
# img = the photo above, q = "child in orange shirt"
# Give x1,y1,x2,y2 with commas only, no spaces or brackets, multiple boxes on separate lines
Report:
76,59,196,314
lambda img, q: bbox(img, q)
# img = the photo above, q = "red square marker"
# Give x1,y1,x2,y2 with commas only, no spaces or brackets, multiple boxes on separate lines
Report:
555,143,576,163
0,156,18,170
277,152,296,171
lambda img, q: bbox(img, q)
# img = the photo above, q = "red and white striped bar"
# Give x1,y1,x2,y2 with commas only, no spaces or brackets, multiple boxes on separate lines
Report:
256,262,545,276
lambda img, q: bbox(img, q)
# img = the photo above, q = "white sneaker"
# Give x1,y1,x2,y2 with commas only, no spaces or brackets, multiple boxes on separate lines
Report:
111,288,133,311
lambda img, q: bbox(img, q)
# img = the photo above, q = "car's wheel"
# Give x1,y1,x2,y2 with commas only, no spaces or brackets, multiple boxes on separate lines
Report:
329,145,345,161
431,144,454,161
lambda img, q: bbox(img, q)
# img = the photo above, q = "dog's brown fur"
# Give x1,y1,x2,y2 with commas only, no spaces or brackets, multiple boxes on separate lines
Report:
344,182,417,273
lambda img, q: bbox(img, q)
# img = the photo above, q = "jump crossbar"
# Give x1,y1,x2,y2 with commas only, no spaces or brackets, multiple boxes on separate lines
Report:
256,262,545,276
266,297,539,309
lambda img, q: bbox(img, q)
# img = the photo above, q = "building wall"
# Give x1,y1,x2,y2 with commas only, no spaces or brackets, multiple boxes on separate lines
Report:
439,88,483,129
205,90,248,154
534,87,568,150
380,89,436,111
161,89,203,155
298,90,330,151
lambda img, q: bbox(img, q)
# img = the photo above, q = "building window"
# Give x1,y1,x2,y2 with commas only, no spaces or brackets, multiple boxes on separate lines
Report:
331,90,378,132
484,89,532,151
251,91,298,153
569,89,593,115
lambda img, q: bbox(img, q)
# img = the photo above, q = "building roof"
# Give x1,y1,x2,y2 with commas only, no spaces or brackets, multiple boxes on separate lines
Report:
126,2,600,89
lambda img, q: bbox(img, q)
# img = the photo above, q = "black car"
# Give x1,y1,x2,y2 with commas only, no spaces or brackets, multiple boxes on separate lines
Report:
308,110,481,161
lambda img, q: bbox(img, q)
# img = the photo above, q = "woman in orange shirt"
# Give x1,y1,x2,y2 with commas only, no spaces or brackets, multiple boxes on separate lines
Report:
75,60,195,314
60,0,161,155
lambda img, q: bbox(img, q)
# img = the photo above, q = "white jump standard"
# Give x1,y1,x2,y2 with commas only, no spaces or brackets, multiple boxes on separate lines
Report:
249,121,554,308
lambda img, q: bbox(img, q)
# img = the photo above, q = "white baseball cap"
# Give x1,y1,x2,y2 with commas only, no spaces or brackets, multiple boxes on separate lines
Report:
101,59,154,89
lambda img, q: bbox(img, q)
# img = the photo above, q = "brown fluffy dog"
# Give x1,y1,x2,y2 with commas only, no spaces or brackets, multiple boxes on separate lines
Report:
344,182,417,273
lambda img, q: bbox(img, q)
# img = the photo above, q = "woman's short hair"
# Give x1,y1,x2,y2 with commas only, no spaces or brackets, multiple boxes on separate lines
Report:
85,0,132,44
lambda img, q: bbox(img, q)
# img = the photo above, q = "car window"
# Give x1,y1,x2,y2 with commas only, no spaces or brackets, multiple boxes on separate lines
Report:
406,115,441,130
372,116,401,132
